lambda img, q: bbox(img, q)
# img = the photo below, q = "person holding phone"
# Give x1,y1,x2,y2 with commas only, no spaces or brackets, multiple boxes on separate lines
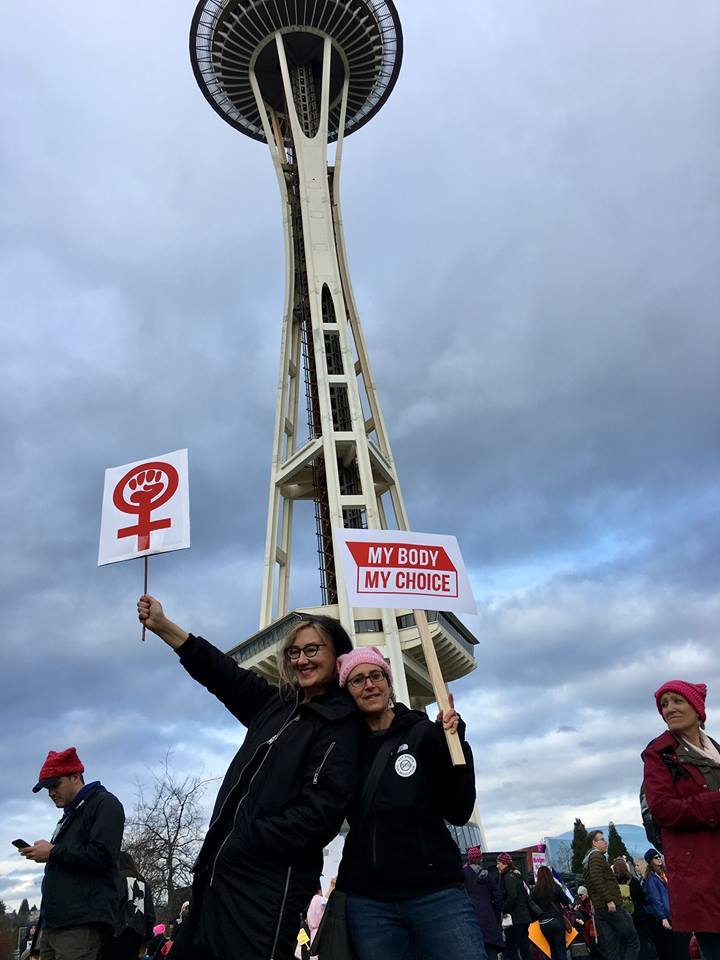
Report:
18,747,125,960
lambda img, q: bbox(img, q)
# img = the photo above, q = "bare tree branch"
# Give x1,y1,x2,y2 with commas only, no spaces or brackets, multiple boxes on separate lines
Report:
124,751,219,912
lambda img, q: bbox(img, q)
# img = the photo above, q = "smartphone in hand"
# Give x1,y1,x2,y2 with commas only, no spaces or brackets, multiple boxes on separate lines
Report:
12,839,31,849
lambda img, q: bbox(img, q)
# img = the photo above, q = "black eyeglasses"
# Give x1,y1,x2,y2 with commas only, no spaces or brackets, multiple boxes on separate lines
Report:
285,642,327,661
347,669,387,690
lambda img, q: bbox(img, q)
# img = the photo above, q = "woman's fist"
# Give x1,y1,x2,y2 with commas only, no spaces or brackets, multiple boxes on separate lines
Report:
138,594,165,632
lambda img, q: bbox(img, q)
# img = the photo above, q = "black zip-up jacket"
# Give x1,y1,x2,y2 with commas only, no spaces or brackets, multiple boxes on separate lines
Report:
42,786,125,932
499,869,533,924
337,703,475,900
174,634,359,960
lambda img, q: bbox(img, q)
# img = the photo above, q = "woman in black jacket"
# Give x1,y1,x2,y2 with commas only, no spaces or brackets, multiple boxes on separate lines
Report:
334,646,485,960
138,596,359,960
529,866,570,960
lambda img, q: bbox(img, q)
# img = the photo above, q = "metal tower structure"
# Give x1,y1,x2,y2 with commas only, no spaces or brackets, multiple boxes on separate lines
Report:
190,0,478,707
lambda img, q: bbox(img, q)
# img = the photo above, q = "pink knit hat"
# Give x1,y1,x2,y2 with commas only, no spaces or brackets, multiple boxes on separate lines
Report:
152,925,166,937
654,680,707,723
497,852,514,865
467,845,483,863
336,646,393,688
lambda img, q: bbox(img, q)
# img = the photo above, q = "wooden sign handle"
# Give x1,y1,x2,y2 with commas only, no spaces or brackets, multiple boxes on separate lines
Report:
141,556,149,642
414,609,466,766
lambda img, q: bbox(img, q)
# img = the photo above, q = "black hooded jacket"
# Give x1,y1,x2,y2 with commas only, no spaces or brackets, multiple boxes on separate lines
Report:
42,785,125,932
174,634,359,960
337,703,475,900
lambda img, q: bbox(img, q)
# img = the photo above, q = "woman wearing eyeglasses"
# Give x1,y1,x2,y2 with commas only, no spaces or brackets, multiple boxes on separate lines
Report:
333,647,485,960
137,595,359,960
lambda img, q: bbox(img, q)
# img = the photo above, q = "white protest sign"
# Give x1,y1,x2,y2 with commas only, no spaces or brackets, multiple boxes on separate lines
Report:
333,528,477,615
532,849,548,880
98,449,190,566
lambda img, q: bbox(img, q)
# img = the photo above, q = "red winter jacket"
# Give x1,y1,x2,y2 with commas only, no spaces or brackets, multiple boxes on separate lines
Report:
642,730,720,933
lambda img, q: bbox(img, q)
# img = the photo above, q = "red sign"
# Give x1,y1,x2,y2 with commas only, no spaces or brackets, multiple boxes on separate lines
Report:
113,462,179,552
345,541,459,599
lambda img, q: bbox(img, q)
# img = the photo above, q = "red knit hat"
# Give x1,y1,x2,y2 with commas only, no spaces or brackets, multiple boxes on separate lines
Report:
654,681,707,724
467,845,483,863
32,747,84,793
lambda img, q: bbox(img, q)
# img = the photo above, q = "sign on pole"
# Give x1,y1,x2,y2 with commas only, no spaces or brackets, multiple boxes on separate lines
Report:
334,528,476,615
98,449,190,566
334,528,476,765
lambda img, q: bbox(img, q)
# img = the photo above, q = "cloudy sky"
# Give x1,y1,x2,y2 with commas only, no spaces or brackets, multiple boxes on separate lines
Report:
2,0,719,909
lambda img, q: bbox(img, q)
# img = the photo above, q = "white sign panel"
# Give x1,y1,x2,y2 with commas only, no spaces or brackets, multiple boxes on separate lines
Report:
98,449,190,566
532,850,547,880
334,528,477,615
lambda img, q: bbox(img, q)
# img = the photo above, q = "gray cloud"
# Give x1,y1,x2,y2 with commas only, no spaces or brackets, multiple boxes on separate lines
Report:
2,0,719,908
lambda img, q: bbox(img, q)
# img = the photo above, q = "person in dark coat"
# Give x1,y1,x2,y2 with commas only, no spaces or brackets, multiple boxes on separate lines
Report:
101,851,155,960
19,747,125,960
642,680,720,960
529,866,570,960
574,886,603,960
138,596,359,960
497,853,533,960
464,846,504,960
334,647,486,960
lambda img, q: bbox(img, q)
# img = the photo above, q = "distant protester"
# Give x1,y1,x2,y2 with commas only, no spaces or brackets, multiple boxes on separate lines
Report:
529,866,571,960
334,646,486,960
643,849,690,960
642,680,720,960
138,595,359,960
612,858,653,960
19,747,125,960
497,853,533,960
464,846,504,960
147,925,169,960
583,830,639,960
574,886,602,960
101,851,156,960
170,902,189,941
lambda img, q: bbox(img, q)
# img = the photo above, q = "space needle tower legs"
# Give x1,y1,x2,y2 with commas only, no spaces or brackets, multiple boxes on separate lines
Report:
190,0,478,710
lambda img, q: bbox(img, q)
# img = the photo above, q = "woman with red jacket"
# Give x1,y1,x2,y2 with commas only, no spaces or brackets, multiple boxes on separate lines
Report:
642,680,720,960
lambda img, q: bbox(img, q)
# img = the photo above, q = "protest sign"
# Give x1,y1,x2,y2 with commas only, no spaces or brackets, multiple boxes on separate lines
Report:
99,449,190,641
98,449,190,565
529,921,577,957
334,528,476,765
334,529,476,615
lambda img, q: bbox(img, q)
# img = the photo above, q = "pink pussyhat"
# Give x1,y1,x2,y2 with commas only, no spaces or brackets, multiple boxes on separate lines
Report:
336,646,393,688
654,680,707,723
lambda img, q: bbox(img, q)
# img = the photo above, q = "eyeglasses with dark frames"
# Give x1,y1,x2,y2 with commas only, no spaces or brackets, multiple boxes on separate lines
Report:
285,642,328,661
347,669,387,690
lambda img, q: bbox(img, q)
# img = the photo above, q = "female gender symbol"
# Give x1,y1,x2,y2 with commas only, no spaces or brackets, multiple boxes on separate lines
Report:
113,461,179,552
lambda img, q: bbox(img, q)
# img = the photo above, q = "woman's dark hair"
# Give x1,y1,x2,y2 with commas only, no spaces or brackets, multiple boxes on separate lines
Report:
612,858,631,882
119,850,143,879
533,866,557,900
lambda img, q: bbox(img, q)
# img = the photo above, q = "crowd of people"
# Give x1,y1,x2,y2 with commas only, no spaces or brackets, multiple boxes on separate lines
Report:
13,602,720,960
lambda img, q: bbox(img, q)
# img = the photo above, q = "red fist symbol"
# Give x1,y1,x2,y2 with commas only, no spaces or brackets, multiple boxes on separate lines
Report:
113,462,179,551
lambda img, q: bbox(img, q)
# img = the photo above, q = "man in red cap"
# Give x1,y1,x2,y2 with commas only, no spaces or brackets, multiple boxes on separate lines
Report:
18,747,125,960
